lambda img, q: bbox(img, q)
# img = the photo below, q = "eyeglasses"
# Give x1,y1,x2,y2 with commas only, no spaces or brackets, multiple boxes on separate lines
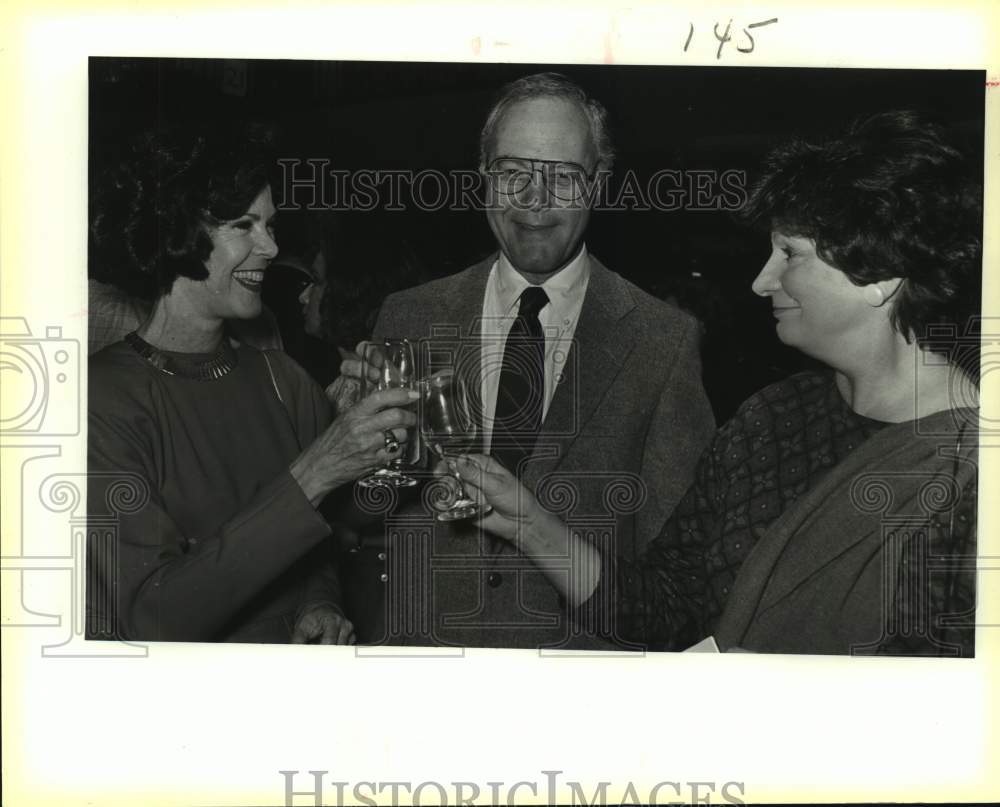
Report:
486,157,597,202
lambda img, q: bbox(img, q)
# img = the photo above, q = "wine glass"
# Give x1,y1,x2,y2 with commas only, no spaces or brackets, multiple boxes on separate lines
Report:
357,338,419,489
420,369,492,521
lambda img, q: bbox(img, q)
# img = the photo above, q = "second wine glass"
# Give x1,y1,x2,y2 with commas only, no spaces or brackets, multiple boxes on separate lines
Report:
420,368,492,521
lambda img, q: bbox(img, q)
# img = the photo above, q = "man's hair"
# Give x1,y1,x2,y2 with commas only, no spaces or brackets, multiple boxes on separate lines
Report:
478,71,615,173
741,110,982,349
89,121,276,299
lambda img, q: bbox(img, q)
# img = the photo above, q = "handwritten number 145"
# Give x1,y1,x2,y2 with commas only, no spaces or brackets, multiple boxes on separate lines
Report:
685,18,779,59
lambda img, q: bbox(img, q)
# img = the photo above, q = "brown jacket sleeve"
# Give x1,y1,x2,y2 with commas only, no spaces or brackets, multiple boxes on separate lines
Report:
636,314,716,551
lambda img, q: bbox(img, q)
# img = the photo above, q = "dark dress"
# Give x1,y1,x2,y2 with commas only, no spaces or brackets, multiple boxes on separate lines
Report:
87,341,341,642
581,372,977,656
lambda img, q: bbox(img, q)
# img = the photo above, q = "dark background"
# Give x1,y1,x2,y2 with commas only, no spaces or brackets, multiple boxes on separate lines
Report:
89,58,985,420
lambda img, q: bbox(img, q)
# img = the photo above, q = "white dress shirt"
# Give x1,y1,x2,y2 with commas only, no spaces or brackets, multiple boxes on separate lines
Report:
480,246,591,453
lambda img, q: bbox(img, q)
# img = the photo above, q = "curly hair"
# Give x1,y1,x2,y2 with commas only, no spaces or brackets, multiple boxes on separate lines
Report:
89,122,276,299
741,110,982,351
478,72,615,173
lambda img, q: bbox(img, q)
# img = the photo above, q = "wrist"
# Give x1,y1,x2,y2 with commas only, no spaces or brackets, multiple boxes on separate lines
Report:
518,502,557,555
289,459,335,507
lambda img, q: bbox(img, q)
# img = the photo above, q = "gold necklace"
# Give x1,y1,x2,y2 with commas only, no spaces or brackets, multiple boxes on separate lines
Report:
124,331,238,380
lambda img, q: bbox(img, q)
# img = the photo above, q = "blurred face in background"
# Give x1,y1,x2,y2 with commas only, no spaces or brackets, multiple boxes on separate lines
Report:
298,251,327,338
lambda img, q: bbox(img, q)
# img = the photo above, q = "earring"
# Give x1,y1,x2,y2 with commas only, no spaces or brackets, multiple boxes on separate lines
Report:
863,285,886,307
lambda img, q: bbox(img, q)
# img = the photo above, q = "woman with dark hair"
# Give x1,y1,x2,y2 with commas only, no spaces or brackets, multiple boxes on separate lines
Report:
87,124,417,643
451,111,980,656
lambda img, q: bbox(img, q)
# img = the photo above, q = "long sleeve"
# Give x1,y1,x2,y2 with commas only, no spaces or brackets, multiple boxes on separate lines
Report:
575,433,724,650
264,349,348,619
87,345,338,643
296,539,346,619
573,371,895,652
88,427,332,641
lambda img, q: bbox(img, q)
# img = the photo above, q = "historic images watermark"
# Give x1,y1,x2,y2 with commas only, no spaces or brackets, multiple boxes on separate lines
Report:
276,161,747,214
280,770,747,806
347,329,647,654
0,317,147,657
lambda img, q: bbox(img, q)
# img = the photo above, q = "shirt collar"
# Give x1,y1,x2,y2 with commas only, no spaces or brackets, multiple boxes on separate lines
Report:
495,244,590,319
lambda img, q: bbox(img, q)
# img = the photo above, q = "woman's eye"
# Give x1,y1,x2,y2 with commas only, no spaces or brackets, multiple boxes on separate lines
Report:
781,247,794,259
233,220,253,231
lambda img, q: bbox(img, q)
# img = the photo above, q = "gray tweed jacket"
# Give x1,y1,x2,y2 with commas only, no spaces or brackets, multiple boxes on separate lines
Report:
348,253,715,650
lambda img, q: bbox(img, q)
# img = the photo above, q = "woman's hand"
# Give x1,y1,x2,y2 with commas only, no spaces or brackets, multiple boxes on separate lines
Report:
290,387,419,506
452,454,601,607
291,604,356,645
450,454,542,544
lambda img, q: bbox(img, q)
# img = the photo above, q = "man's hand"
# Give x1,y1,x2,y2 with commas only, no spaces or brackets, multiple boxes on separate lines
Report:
339,341,386,387
325,373,361,418
291,604,356,645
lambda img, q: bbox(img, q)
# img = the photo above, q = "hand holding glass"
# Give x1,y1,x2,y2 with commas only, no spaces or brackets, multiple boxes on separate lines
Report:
357,338,418,488
420,369,492,521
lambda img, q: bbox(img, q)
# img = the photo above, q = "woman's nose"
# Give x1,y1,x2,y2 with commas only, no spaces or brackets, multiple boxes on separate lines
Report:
256,228,279,259
752,251,784,297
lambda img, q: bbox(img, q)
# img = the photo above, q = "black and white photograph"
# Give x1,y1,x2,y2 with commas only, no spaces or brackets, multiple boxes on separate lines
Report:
86,57,983,655
3,3,998,805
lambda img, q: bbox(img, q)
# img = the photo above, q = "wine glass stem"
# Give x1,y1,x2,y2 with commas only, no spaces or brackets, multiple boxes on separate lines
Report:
445,458,470,501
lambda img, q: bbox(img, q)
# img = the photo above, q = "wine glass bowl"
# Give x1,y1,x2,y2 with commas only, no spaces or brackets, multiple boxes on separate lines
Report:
420,369,491,521
357,338,419,489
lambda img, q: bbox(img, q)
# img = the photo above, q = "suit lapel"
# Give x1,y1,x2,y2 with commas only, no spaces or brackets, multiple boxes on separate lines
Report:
431,256,492,448
522,257,637,489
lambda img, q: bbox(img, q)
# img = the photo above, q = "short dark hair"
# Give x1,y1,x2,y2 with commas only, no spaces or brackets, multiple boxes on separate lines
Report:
478,72,615,173
741,110,982,351
89,122,276,299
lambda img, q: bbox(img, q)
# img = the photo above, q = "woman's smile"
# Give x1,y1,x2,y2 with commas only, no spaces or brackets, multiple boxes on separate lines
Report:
231,268,266,293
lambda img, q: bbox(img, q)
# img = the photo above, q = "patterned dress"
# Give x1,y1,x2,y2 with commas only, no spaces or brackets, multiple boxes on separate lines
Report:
590,371,977,655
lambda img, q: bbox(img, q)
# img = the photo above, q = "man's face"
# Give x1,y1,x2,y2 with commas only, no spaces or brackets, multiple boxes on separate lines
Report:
484,97,596,282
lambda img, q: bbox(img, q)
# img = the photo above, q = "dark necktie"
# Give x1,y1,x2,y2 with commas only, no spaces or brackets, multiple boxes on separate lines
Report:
491,286,549,475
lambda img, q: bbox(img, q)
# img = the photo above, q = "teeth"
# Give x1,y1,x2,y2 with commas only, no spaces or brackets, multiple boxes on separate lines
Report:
233,271,264,282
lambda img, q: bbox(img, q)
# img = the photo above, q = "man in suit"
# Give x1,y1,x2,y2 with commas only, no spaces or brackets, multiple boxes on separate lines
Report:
344,72,715,649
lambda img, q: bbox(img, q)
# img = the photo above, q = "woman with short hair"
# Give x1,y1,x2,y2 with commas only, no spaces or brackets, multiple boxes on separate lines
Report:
455,111,981,656
87,124,417,643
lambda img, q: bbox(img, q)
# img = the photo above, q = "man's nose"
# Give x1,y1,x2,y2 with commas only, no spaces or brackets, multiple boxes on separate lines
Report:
751,251,784,297
298,283,312,305
519,167,552,210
